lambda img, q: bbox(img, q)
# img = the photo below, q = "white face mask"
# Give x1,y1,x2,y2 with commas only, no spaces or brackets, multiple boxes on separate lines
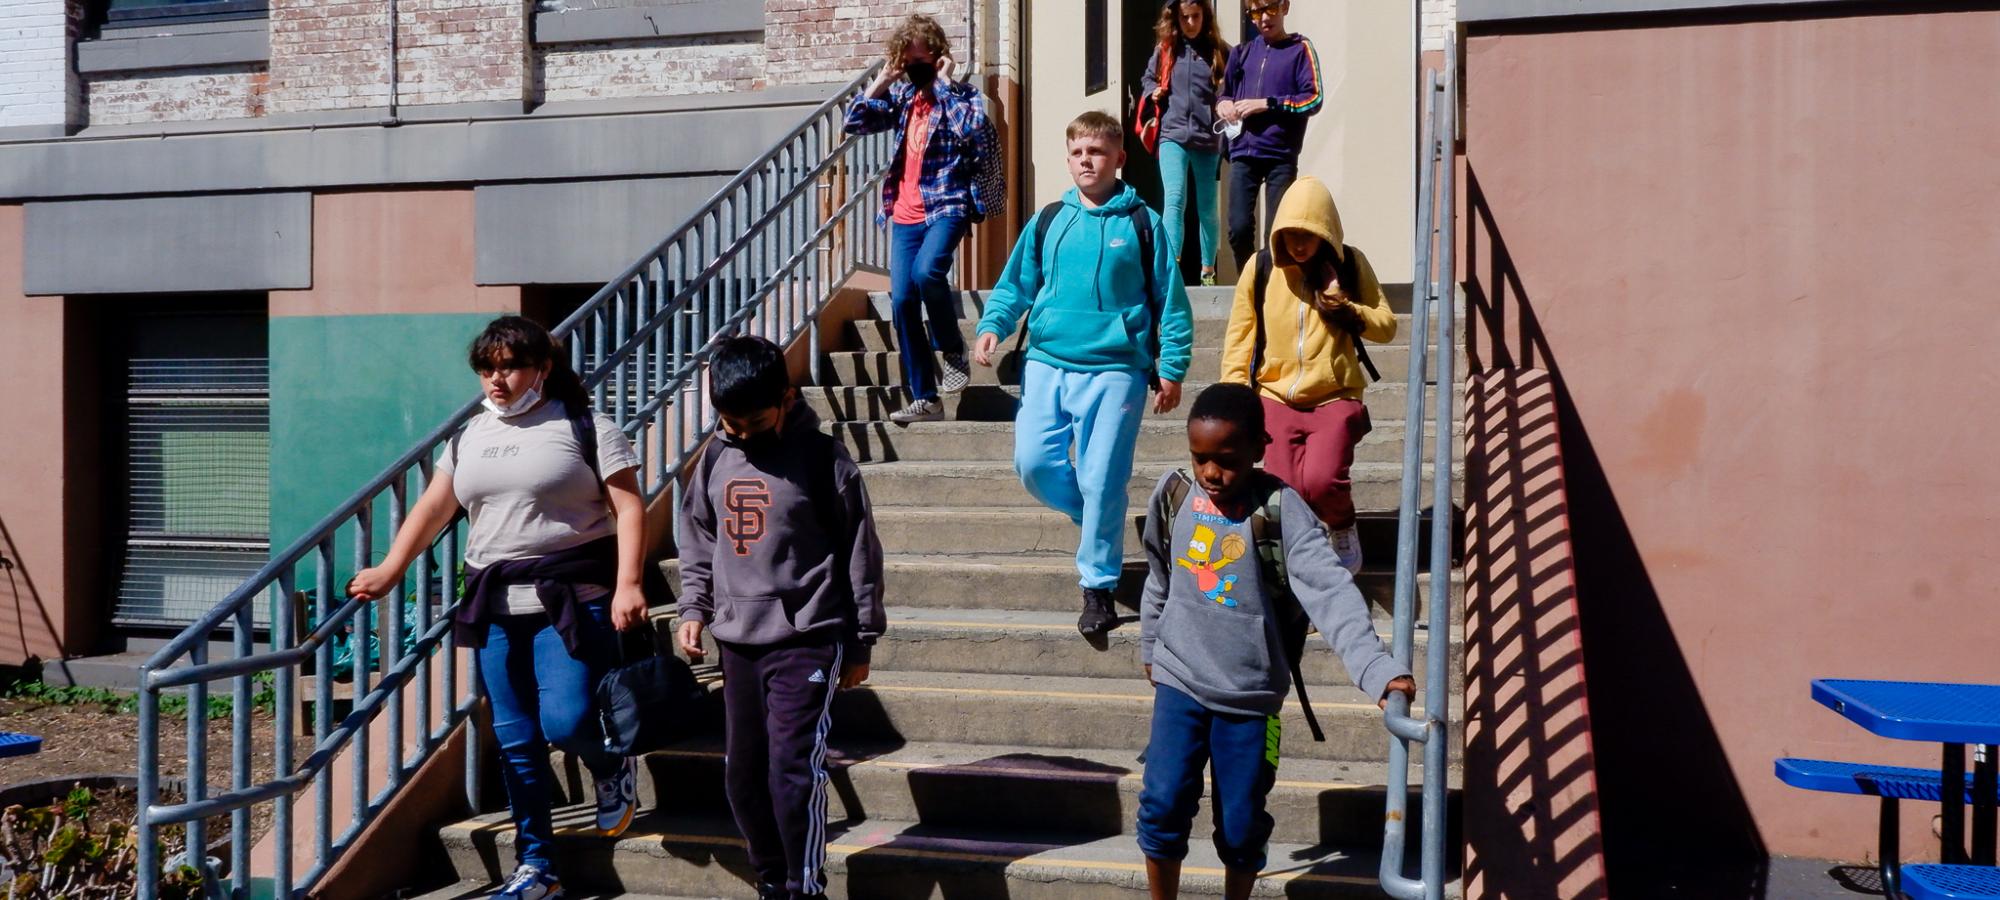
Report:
482,373,547,418
1213,118,1244,141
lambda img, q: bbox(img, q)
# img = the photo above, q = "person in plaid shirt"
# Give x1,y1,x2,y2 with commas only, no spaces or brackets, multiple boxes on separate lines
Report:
844,14,1003,425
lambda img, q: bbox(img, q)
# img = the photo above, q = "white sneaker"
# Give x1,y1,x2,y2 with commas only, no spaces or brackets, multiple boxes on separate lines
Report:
594,756,637,836
890,397,945,425
1332,525,1364,576
939,353,972,395
494,864,564,900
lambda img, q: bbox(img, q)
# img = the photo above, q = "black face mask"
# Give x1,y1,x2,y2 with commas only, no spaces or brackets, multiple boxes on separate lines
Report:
905,60,938,87
726,427,783,456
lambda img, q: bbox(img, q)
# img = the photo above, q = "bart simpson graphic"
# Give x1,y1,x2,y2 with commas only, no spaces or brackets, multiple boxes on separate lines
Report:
1178,526,1249,607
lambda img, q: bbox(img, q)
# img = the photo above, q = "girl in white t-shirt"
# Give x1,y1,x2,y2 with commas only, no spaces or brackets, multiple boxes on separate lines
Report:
349,316,648,900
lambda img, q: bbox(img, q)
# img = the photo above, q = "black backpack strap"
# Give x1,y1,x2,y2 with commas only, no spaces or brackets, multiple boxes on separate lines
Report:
567,403,603,482
1250,478,1325,742
1335,245,1381,383
1130,205,1162,389
1017,201,1067,357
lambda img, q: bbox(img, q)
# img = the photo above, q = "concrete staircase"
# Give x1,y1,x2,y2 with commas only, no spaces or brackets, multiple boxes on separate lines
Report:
423,287,1467,899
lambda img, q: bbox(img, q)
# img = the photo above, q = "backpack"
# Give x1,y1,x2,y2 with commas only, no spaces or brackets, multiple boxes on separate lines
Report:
1155,470,1327,742
1021,200,1164,389
1249,249,1382,385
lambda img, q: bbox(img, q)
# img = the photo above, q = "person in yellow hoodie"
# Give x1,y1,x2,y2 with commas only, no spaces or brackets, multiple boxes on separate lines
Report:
1219,176,1395,574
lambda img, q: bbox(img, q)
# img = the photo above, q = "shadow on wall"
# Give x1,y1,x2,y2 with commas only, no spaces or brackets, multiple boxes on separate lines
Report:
1462,167,1770,896
1460,367,1608,899
0,515,67,675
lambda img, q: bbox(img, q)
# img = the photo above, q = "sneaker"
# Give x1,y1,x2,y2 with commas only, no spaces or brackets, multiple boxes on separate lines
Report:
594,756,637,836
1332,525,1364,576
889,397,945,425
939,352,972,395
493,864,563,900
1200,268,1218,287
755,885,787,900
1078,587,1118,637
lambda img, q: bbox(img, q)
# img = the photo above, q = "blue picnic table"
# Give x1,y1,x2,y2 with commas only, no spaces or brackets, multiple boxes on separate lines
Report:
1793,679,2000,899
0,731,40,758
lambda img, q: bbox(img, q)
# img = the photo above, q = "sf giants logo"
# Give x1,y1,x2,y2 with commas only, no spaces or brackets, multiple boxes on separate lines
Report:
723,478,773,556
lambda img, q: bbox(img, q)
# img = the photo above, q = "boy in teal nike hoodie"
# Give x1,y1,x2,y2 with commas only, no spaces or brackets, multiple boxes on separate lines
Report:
972,111,1195,638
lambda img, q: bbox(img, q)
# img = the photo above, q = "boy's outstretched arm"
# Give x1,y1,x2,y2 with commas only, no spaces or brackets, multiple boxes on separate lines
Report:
837,449,887,688
1138,476,1177,685
1151,214,1195,389
675,452,719,661
1276,489,1412,705
971,223,1045,364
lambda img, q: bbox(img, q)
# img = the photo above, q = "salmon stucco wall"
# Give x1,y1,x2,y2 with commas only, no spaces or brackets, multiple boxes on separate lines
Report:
1461,7,2000,884
0,205,102,667
269,191,519,558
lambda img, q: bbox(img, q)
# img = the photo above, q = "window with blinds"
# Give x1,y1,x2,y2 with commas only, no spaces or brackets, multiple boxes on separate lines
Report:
114,318,271,627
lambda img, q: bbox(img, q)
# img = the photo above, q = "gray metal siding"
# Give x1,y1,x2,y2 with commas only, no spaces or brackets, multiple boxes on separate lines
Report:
474,176,733,284
23,193,312,295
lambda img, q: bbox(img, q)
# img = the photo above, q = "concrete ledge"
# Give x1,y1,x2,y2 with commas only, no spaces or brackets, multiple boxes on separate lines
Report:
24,192,311,295
76,22,268,75
534,0,764,45
1461,0,1886,23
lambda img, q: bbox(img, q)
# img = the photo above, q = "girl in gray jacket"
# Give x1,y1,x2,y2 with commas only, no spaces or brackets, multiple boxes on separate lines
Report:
1142,0,1231,286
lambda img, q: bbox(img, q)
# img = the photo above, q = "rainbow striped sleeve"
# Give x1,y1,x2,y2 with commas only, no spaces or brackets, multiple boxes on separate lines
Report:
1275,38,1325,115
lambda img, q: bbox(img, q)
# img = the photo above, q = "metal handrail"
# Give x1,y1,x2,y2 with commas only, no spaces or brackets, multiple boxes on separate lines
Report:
1381,42,1458,900
135,60,895,899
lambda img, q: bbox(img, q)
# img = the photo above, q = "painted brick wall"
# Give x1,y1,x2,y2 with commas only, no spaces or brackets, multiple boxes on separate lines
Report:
0,0,76,128
763,0,970,87
268,0,392,113
396,0,530,108
85,66,269,125
1422,0,1457,51
538,35,766,102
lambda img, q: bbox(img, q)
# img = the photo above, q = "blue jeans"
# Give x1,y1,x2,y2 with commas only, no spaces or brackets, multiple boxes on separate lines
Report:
478,601,621,872
1137,683,1280,871
1013,360,1147,589
1159,139,1221,272
889,215,971,401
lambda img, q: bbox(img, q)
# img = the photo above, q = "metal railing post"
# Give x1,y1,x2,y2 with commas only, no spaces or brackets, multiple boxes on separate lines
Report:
1421,42,1460,900
138,672,160,898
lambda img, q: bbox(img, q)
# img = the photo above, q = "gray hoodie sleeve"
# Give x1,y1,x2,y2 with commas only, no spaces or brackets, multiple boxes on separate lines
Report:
1277,487,1409,701
1138,473,1177,667
836,446,887,665
1141,47,1162,98
675,448,717,627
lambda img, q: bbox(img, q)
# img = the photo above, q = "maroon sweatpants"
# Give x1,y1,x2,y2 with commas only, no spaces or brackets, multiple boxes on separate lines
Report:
1261,396,1371,530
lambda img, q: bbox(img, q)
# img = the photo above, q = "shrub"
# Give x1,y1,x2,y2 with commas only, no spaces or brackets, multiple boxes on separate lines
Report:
0,786,202,899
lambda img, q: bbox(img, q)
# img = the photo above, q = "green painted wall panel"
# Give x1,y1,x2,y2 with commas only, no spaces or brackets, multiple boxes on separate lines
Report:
269,314,489,565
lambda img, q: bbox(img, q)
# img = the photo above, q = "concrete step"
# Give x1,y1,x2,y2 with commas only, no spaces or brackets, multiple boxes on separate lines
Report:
548,739,1455,850
868,504,1458,562
664,552,1465,619
866,288,1469,327
863,608,1461,687
438,810,1456,898
831,671,1456,763
827,418,1461,466
802,382,1466,425
859,462,1462,518
409,885,694,900
843,325,1470,382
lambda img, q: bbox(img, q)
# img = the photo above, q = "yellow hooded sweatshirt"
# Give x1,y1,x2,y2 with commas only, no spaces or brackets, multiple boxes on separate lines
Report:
1220,176,1397,407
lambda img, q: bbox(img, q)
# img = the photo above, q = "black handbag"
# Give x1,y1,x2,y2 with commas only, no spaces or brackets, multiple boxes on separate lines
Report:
595,628,703,756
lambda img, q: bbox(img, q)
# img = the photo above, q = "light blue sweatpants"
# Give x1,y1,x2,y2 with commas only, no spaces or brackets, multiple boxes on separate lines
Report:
1013,360,1148,590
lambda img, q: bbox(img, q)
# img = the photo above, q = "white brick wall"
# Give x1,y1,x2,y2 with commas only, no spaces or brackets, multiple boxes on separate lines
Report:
85,65,268,125
537,35,766,102
396,0,530,107
0,0,75,128
764,0,969,88
1422,0,1457,52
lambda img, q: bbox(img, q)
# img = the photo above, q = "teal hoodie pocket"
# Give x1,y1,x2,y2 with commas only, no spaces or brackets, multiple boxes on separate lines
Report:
1028,307,1145,370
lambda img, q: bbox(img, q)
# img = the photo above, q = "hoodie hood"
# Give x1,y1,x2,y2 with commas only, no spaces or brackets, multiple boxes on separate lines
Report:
1270,175,1346,261
1062,180,1146,215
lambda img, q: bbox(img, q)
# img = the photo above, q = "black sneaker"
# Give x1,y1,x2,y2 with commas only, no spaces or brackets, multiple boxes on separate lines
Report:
755,884,785,900
1078,587,1118,637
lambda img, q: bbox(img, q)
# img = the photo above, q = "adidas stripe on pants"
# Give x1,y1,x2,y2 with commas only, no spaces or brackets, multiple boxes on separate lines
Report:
719,635,843,899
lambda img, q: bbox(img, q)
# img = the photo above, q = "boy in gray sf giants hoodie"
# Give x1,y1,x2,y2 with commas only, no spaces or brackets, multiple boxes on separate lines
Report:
675,336,885,900
1136,383,1412,900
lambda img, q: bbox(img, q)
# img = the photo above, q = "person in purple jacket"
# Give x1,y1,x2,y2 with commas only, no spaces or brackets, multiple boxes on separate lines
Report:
1217,0,1326,270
